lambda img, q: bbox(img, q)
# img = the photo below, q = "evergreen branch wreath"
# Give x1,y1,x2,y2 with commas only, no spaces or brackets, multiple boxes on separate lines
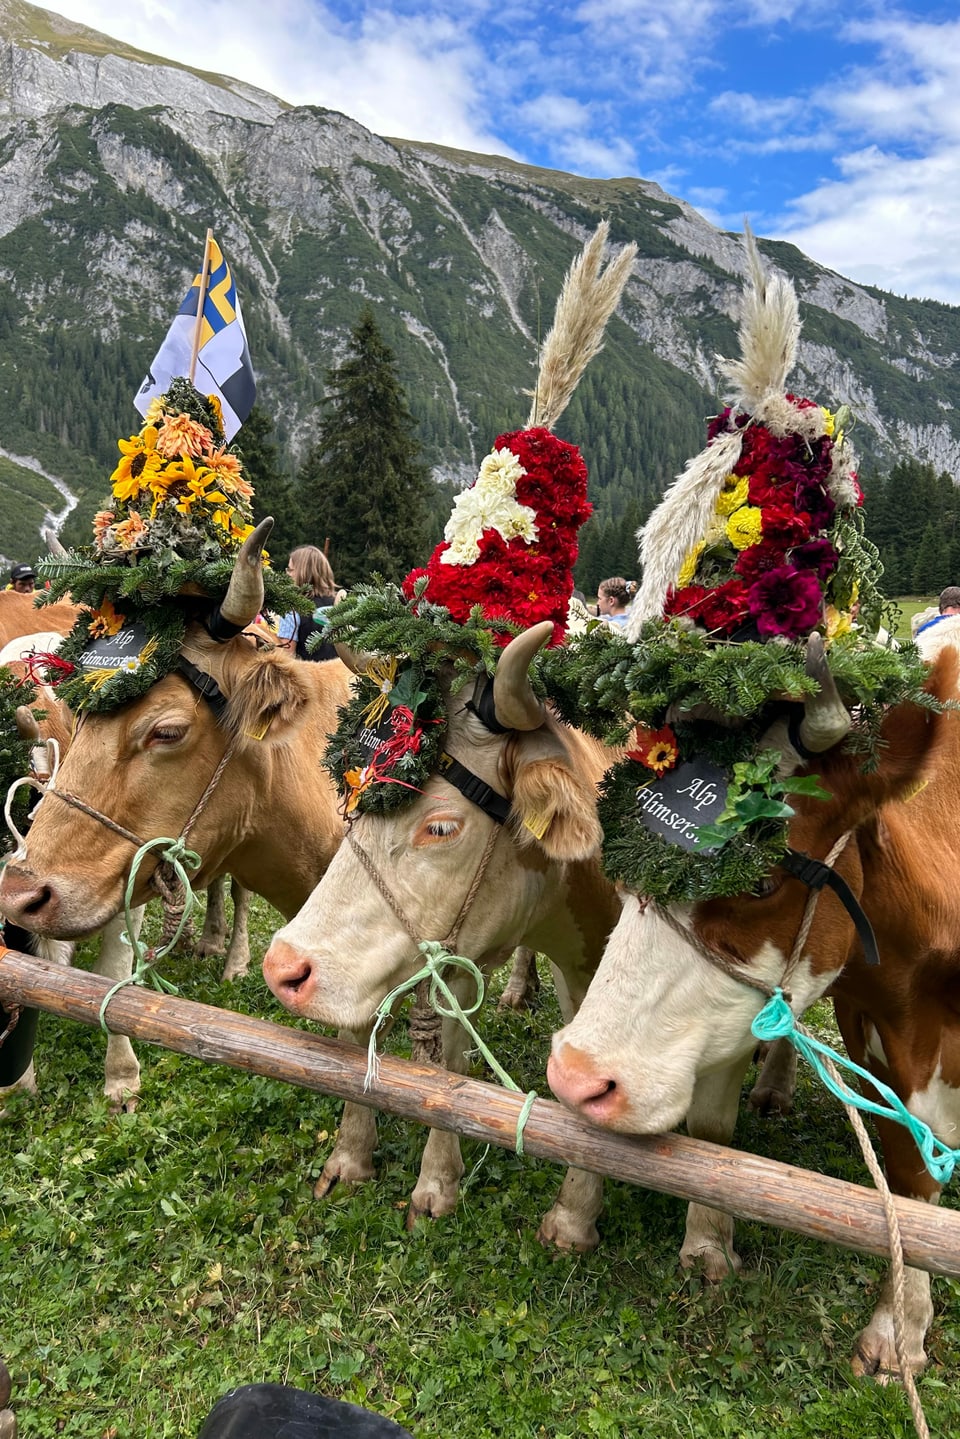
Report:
0,666,39,847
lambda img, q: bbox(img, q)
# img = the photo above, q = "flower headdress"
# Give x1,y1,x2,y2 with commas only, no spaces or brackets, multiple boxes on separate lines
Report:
323,222,637,816
37,377,299,713
542,226,932,903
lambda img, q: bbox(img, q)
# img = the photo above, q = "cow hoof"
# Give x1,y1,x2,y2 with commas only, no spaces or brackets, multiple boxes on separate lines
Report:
107,1092,139,1115
536,1212,599,1253
680,1245,742,1284
747,1084,794,1117
196,938,226,959
851,1339,927,1384
405,1185,460,1228
313,1156,377,1199
497,989,534,1013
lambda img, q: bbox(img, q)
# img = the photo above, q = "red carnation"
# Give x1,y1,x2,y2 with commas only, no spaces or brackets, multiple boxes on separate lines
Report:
747,566,823,640
699,579,749,635
762,502,814,548
735,540,789,584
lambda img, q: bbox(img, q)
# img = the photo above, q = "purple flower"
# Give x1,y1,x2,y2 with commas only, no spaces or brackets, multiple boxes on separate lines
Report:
791,537,839,582
747,566,824,640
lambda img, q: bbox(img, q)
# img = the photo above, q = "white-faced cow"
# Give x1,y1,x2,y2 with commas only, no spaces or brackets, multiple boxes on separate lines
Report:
548,640,960,1378
0,523,352,1109
263,620,624,1247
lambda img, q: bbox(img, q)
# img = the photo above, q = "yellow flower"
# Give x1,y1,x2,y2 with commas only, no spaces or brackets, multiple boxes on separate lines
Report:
677,540,705,588
726,505,763,551
715,474,750,516
144,398,166,426
824,605,852,639
821,408,835,437
88,597,125,638
207,394,224,432
155,413,213,459
111,427,162,501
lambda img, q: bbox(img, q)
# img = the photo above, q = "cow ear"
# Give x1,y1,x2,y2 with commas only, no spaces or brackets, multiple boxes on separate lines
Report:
226,651,312,741
510,755,603,861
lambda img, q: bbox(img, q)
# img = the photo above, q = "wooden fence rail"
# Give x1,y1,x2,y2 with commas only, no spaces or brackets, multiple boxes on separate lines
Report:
2,947,959,1277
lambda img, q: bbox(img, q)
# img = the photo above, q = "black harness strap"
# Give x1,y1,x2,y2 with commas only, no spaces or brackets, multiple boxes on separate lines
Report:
178,658,230,724
783,848,879,967
437,752,511,825
204,607,246,643
464,676,511,735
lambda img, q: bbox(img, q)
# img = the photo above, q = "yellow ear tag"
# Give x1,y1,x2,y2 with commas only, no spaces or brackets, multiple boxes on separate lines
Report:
522,809,552,841
902,777,928,803
244,717,273,742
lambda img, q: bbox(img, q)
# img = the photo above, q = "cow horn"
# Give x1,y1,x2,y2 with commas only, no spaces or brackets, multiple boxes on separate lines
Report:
219,518,273,628
43,527,67,557
492,621,553,731
333,641,373,675
798,631,852,753
15,705,40,742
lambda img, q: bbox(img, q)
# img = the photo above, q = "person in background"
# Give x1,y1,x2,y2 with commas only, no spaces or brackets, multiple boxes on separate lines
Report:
7,563,36,594
277,546,340,661
913,586,960,639
596,576,633,628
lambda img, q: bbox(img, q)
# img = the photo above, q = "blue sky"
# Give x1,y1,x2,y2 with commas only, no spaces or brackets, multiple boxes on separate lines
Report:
50,0,960,304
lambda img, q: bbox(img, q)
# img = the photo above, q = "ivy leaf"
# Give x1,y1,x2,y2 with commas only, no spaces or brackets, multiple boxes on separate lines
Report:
781,774,832,801
731,791,796,824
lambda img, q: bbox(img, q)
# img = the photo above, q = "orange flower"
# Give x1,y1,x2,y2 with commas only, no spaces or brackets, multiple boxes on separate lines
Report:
88,597,125,638
93,510,115,548
112,511,149,550
343,765,373,815
626,723,679,775
155,413,213,459
206,448,253,498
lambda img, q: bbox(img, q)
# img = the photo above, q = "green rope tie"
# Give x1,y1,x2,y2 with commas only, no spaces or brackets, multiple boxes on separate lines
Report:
97,836,202,1032
752,988,960,1186
366,940,538,1156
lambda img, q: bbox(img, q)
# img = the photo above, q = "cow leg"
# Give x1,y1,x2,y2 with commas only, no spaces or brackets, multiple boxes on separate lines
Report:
498,946,540,1011
850,1111,938,1380
681,1055,752,1282
93,909,143,1112
198,875,229,957
406,970,477,1226
314,1022,378,1198
748,1036,797,1116
220,880,252,982
536,962,603,1252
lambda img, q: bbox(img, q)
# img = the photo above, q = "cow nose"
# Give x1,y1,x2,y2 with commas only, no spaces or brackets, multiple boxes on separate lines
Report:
263,937,316,1011
547,1044,622,1122
0,865,58,929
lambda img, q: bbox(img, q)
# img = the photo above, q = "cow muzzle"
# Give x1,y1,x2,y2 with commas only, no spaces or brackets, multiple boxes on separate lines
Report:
0,863,108,938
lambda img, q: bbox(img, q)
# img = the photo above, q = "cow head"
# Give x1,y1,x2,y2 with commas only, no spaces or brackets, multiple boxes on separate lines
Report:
263,621,608,1033
0,523,331,937
547,645,959,1134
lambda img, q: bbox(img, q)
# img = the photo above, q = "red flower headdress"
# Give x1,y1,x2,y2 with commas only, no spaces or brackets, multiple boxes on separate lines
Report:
403,222,637,645
631,225,864,646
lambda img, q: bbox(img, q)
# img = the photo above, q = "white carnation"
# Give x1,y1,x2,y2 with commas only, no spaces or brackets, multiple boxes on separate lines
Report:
440,444,538,565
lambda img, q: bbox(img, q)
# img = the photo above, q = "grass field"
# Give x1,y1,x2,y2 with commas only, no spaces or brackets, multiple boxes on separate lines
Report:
3,893,960,1439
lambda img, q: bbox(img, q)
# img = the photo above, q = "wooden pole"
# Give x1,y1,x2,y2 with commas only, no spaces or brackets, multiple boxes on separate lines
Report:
188,228,214,384
2,948,959,1278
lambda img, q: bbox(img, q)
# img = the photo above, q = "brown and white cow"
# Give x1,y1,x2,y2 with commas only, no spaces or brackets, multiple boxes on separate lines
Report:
263,620,624,1247
548,640,960,1378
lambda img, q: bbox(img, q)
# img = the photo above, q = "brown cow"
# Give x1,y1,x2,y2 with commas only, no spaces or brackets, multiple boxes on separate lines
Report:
263,621,624,1247
0,588,78,648
548,643,960,1378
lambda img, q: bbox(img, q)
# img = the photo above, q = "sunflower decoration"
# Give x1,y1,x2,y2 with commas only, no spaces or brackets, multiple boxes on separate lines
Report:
35,377,301,714
541,226,934,904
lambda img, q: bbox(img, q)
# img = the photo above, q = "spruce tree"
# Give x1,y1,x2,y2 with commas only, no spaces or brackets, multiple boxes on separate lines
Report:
238,405,302,560
297,310,430,586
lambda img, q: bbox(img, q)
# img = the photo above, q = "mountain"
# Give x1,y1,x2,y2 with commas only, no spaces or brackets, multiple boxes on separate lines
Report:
1,0,959,572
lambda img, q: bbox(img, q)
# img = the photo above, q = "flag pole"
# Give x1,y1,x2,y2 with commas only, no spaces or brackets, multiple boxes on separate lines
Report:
188,228,214,384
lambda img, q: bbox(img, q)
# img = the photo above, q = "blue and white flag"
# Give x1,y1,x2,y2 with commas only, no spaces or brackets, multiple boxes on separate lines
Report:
134,235,256,441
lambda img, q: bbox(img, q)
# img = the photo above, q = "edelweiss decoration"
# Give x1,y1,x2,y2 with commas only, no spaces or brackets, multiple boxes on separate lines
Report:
36,377,298,713
543,226,933,903
323,221,637,817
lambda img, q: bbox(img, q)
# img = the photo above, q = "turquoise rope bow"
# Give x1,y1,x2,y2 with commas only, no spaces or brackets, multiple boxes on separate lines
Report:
97,836,202,1031
366,940,537,1155
752,988,960,1186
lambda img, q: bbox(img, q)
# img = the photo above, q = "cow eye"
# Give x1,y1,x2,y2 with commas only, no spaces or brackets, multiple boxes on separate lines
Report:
146,724,187,748
413,815,464,846
751,874,781,899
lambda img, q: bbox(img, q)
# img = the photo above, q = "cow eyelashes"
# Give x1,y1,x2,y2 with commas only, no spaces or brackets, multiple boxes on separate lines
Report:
750,874,782,899
414,816,464,845
146,724,188,748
